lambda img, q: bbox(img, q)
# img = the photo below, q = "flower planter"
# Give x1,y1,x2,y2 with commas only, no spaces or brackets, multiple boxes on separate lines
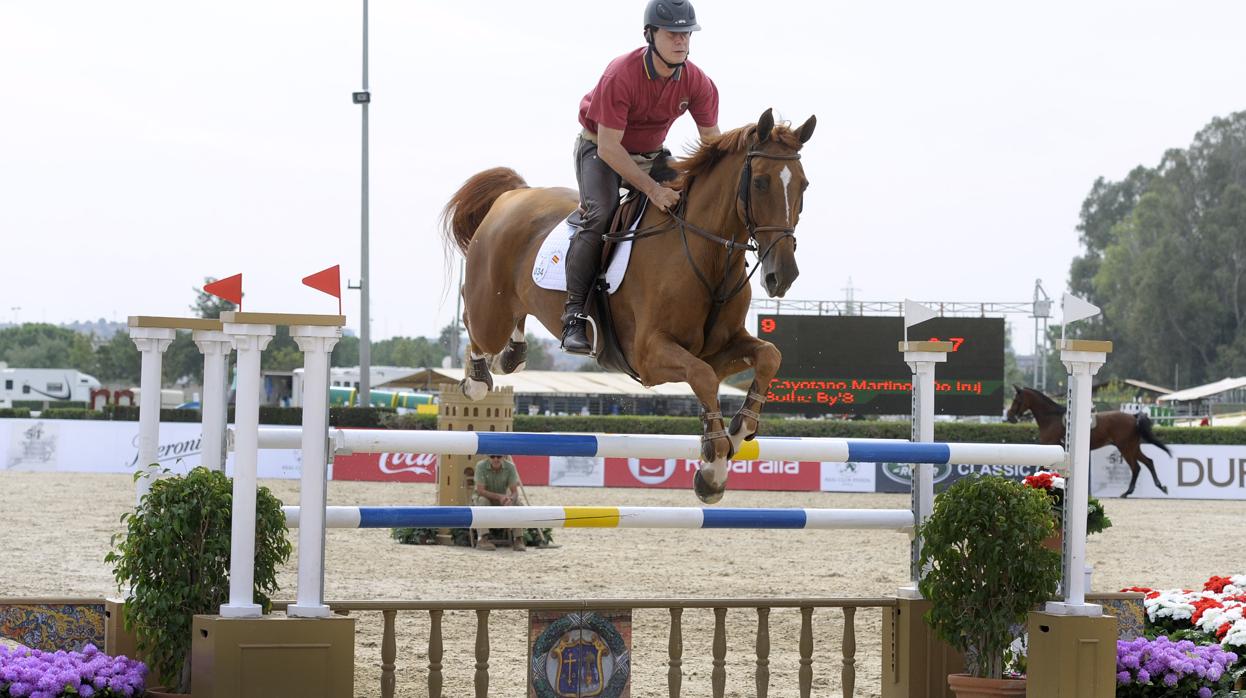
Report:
947,673,1026,697
146,688,189,698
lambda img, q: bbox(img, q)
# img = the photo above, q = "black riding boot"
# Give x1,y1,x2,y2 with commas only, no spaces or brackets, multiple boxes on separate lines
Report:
561,232,601,355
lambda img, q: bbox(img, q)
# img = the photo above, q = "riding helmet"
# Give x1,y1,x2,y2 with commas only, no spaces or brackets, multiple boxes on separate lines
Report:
643,0,701,32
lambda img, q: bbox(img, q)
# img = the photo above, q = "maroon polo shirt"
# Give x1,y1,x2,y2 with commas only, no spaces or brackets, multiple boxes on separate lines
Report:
578,47,719,154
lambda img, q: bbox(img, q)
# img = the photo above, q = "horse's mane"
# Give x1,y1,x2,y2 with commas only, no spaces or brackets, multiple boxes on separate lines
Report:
1024,386,1066,414
671,123,803,190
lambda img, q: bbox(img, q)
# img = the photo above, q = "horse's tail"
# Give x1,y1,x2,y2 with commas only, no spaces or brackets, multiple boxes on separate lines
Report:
1136,413,1172,455
440,167,529,254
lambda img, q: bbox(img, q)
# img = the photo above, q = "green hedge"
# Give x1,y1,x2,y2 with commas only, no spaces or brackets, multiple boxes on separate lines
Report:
1152,426,1246,445
0,408,32,418
11,400,88,410
38,408,108,420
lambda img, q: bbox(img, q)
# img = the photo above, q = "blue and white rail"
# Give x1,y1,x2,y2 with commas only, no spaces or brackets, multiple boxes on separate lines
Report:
282,505,916,532
256,427,1066,467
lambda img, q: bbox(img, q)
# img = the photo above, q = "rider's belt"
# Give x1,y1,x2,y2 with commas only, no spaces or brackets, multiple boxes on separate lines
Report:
580,129,664,165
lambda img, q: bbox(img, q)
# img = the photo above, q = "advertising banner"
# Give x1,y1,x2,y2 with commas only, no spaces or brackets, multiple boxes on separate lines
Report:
1090,445,1246,500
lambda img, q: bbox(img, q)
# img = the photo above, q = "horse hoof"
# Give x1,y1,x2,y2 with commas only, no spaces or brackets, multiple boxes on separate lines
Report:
1159,486,1169,495
1119,492,1131,499
460,377,490,401
694,470,725,505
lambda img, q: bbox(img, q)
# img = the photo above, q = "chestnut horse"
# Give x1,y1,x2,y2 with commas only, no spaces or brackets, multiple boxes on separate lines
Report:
1005,385,1171,497
441,108,815,503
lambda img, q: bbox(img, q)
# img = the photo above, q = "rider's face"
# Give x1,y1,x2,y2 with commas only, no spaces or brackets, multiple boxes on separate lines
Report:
652,28,691,62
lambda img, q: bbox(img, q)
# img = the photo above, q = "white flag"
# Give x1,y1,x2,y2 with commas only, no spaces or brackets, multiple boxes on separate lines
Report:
903,299,938,329
1062,293,1100,325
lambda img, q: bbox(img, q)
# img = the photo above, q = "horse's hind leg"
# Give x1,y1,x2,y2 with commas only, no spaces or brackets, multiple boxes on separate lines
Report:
491,318,528,375
1119,448,1142,498
1136,449,1168,494
460,304,514,401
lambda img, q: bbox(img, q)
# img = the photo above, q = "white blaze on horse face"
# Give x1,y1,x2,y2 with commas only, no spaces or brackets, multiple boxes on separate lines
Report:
779,166,793,225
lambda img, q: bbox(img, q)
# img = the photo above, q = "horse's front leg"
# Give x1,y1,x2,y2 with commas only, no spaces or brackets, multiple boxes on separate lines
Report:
637,334,733,504
706,332,781,455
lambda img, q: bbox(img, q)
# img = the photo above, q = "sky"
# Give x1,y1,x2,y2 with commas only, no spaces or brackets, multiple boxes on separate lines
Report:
2,1,1244,355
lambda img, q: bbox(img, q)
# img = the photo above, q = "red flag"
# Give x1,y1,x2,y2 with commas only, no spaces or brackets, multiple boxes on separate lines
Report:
302,265,342,314
204,274,243,308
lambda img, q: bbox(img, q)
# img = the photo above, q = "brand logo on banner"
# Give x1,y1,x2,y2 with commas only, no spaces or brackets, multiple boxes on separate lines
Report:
627,457,678,485
377,452,434,476
821,461,876,492
6,420,59,470
129,433,202,467
880,463,955,487
549,456,604,487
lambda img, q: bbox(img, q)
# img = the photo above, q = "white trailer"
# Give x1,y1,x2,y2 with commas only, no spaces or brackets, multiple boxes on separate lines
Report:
0,363,102,406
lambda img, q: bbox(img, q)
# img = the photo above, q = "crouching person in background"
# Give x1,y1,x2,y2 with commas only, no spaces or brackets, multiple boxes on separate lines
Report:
473,454,526,551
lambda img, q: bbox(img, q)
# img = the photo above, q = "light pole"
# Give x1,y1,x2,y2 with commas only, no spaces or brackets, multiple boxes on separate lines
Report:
351,0,373,408
9,307,19,326
1032,279,1052,391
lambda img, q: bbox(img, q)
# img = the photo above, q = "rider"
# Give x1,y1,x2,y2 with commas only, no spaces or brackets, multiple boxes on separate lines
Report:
561,0,721,354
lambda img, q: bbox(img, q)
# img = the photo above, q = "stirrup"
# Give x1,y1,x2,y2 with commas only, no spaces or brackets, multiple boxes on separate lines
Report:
573,313,600,357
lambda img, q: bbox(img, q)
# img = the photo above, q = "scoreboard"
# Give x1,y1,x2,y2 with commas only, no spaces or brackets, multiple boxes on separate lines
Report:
757,315,1005,416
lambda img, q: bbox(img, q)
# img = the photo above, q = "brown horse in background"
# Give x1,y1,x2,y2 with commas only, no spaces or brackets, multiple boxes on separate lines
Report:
1005,385,1171,497
441,109,815,503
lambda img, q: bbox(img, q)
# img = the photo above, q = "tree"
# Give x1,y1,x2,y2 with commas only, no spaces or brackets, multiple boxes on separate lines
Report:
438,322,464,366
1070,110,1246,387
1002,325,1027,403
524,333,554,370
163,332,204,385
373,336,446,368
95,331,141,384
0,324,96,372
261,326,302,372
331,335,360,367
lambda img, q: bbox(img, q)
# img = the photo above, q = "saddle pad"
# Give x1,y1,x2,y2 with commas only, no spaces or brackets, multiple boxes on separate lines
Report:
531,209,641,295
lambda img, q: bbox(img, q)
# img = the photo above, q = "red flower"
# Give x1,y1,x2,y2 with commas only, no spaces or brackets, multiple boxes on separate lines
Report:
1217,622,1232,640
1121,586,1155,594
1205,576,1234,593
1024,472,1056,490
1192,598,1224,624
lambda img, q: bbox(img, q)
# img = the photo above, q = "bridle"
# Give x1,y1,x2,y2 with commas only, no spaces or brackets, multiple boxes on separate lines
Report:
610,146,802,318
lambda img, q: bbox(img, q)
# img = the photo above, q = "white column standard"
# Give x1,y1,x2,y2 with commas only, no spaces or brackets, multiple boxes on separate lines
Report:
219,319,275,618
897,340,951,599
1045,339,1111,616
287,325,341,618
128,324,175,504
192,329,233,473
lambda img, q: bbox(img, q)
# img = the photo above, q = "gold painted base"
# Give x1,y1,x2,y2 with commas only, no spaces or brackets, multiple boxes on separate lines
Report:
191,614,355,698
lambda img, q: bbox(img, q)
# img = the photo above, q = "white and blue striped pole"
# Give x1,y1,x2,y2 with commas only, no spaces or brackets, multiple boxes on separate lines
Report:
282,505,916,532
255,427,1066,468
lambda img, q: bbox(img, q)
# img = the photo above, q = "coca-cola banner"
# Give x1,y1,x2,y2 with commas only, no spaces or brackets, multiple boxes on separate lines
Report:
329,452,551,486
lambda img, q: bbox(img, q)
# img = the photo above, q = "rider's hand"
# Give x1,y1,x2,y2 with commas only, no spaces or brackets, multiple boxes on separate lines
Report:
648,185,680,212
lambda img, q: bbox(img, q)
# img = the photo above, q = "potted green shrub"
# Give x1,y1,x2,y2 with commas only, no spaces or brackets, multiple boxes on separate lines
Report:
106,466,291,695
917,475,1062,697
